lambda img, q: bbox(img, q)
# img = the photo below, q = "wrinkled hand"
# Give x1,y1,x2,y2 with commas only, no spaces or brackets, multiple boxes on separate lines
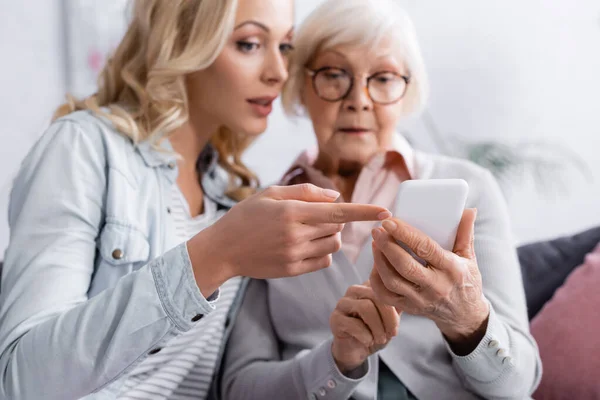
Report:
369,209,489,355
330,282,400,374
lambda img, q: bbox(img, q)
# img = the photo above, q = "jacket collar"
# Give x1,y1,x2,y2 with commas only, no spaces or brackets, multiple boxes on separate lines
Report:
136,138,237,208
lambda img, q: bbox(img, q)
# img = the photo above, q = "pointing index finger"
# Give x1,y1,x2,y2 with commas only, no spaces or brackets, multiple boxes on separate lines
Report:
299,202,392,224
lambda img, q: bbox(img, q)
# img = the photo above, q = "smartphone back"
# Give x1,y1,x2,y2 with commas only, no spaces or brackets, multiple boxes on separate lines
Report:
395,179,469,251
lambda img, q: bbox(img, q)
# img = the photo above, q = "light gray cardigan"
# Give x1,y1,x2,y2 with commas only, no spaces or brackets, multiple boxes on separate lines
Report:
222,151,542,400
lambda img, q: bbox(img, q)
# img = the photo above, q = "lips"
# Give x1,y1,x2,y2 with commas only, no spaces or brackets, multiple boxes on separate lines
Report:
338,127,372,134
248,97,275,106
247,96,276,117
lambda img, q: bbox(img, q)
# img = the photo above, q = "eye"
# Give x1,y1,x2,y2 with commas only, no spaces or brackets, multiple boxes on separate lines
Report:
373,72,398,84
236,41,260,53
279,43,295,55
323,70,346,80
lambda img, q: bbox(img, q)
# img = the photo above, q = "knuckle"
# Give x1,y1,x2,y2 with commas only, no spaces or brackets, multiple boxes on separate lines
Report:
345,285,358,296
433,285,453,303
330,207,346,223
388,279,405,295
356,300,370,316
281,227,299,247
262,186,277,198
279,203,296,222
331,233,343,252
299,183,316,197
281,262,297,277
415,237,436,259
447,262,466,282
423,301,438,315
281,248,299,264
406,262,424,282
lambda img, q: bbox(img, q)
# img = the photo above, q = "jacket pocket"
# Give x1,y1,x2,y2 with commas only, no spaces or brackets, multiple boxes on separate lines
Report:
98,222,150,266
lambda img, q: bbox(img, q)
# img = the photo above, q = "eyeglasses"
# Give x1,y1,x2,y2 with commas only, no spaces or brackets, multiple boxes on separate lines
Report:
305,67,410,105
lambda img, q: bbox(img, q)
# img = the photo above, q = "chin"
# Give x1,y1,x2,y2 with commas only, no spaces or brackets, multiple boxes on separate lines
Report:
232,119,268,138
336,146,378,164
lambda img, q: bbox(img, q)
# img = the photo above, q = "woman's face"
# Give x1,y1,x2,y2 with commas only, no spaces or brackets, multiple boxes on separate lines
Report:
303,38,409,167
187,0,294,136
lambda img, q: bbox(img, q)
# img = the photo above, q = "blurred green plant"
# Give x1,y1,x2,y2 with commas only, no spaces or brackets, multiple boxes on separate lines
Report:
407,110,592,196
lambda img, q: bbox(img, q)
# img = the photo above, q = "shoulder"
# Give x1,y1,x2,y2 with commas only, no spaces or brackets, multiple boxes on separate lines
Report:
417,151,497,190
415,151,503,209
50,109,136,154
29,110,143,176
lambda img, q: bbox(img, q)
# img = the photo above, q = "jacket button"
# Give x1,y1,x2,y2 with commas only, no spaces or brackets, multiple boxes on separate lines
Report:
112,249,124,260
191,314,204,322
167,161,176,169
149,347,161,355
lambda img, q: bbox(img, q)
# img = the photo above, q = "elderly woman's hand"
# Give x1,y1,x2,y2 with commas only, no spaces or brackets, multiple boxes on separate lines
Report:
330,282,400,374
369,209,490,355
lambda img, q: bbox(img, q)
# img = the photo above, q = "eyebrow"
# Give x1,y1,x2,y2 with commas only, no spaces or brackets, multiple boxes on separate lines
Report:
234,20,270,32
322,49,394,60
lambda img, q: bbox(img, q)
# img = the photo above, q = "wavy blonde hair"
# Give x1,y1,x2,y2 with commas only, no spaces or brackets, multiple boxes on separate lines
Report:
54,0,258,201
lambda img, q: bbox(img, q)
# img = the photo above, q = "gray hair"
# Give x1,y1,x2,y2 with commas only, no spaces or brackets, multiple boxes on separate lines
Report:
282,0,429,117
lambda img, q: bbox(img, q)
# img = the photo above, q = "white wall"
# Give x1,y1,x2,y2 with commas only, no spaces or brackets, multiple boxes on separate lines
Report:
0,0,66,253
0,0,599,253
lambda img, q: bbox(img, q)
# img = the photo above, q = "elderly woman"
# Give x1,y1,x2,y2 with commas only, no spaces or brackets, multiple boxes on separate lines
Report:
221,0,542,399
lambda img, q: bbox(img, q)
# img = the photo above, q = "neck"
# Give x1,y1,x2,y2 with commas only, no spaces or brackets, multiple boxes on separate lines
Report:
314,152,364,202
169,117,219,173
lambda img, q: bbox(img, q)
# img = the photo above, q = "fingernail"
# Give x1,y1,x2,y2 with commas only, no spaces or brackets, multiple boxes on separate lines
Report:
378,210,392,220
382,219,397,232
322,189,340,199
372,228,382,240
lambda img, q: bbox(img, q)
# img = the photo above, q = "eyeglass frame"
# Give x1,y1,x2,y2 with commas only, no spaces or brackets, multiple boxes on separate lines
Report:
305,66,411,105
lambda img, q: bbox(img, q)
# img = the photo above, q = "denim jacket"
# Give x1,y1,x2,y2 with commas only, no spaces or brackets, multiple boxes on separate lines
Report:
0,110,248,399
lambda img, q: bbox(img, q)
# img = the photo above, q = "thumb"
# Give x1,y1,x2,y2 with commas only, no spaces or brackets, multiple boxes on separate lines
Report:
266,183,340,203
453,208,477,259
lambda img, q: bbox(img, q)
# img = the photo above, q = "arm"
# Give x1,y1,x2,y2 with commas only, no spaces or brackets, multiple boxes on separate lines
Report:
444,170,542,398
370,169,542,399
0,120,214,400
222,279,369,400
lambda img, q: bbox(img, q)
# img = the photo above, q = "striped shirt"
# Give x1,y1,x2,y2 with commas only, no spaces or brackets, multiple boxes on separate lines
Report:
118,186,241,400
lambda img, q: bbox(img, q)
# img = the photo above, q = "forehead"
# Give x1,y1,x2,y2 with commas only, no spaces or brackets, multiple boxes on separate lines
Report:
314,36,405,71
235,0,294,29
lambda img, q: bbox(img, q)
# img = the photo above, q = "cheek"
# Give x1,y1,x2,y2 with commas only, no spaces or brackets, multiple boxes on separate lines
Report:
304,89,338,142
374,106,403,143
198,50,259,110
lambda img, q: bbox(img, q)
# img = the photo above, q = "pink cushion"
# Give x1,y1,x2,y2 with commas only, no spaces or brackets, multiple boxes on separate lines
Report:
531,243,600,399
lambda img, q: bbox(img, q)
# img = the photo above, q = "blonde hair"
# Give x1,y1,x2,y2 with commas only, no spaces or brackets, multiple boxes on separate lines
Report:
54,0,258,201
282,0,429,117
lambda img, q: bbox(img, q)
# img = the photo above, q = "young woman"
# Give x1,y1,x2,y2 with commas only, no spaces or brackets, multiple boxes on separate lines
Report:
223,1,542,399
0,1,390,399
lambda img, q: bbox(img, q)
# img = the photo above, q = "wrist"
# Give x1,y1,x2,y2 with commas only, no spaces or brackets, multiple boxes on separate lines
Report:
439,301,490,356
187,227,237,297
331,340,365,375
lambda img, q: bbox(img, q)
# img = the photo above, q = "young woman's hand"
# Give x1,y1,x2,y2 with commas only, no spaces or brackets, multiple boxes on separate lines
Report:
188,184,391,294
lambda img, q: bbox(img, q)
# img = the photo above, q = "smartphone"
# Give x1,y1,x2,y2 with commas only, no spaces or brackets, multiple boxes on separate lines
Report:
394,179,469,251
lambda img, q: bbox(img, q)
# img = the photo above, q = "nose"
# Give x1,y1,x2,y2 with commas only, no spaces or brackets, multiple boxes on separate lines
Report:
262,48,289,86
343,79,373,112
